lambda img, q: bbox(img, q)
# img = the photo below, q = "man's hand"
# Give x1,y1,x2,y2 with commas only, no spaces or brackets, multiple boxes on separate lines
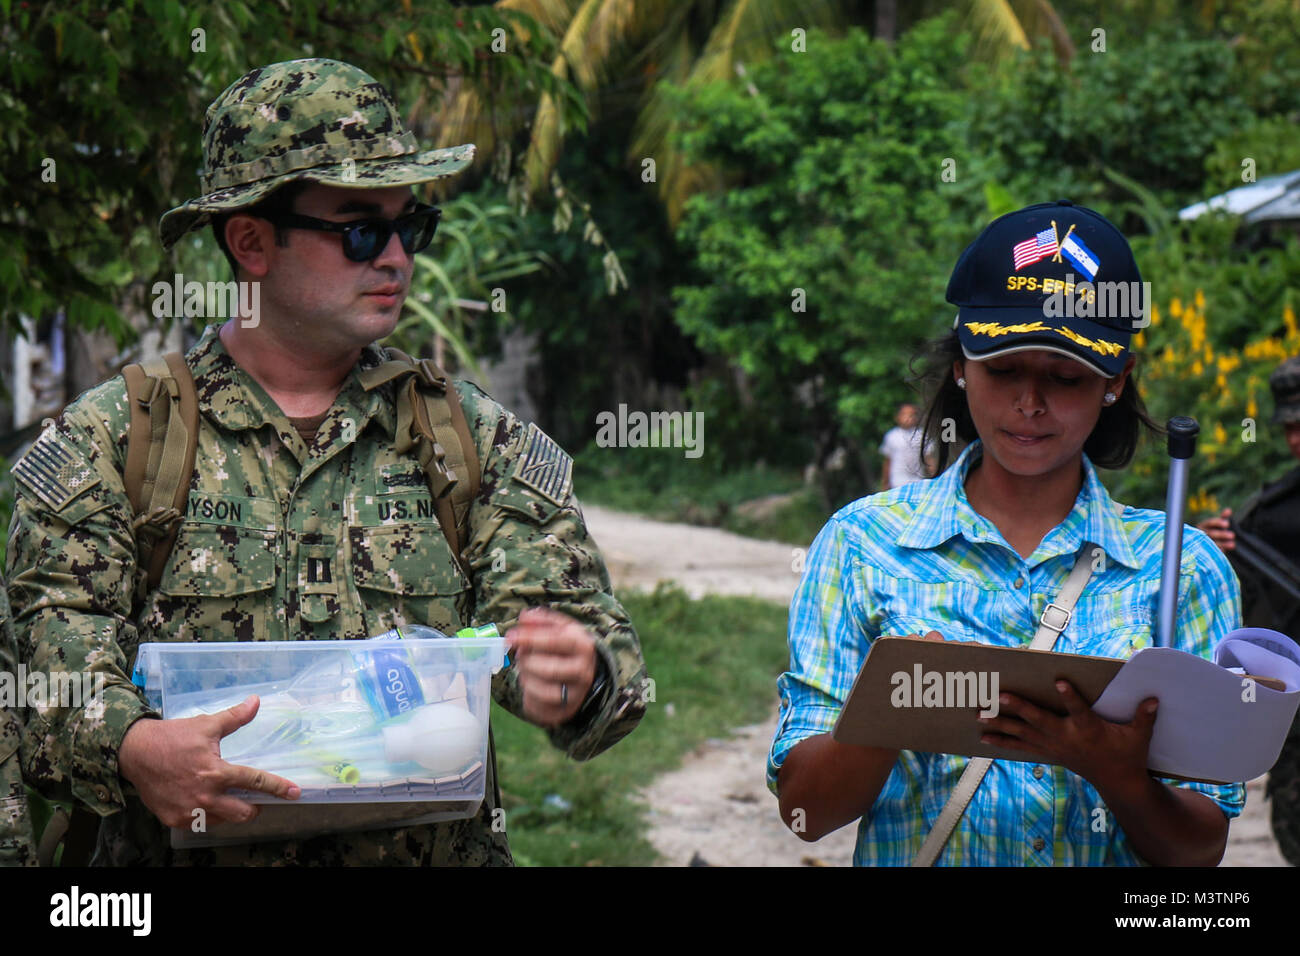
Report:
1197,507,1235,552
118,696,301,830
977,680,1158,793
506,607,598,728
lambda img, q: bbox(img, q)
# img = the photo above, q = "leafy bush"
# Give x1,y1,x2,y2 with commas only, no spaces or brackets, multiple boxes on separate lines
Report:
671,18,986,498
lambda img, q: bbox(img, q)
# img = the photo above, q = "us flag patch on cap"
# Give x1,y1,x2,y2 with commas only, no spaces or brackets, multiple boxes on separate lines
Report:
11,429,100,513
513,422,573,506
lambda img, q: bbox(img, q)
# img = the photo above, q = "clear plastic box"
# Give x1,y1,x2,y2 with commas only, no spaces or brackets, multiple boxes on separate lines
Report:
131,634,507,848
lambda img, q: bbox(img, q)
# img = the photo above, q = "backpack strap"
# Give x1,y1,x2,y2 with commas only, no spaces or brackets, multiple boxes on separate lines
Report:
358,349,481,578
121,353,199,596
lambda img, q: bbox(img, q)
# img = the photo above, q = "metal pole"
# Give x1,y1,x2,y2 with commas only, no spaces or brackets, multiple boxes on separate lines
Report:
1158,417,1199,647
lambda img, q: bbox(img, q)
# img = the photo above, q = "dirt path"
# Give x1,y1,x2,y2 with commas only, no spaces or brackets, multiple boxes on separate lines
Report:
583,504,800,602
582,504,1290,867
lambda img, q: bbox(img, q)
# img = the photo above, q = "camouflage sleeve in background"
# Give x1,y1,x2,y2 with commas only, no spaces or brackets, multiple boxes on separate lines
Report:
456,382,650,760
1,581,39,866
4,379,160,817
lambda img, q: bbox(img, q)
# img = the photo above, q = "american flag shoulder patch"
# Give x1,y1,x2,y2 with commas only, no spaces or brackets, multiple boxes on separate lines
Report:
11,429,101,513
512,422,573,507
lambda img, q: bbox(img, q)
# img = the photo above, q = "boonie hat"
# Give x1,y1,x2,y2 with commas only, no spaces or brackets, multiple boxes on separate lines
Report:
1270,356,1300,425
946,200,1145,377
159,58,475,251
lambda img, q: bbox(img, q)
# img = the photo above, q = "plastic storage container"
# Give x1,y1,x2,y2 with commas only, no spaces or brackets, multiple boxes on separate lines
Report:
131,627,507,848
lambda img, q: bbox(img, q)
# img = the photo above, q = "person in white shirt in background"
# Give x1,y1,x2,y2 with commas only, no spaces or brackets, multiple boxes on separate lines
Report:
879,402,932,490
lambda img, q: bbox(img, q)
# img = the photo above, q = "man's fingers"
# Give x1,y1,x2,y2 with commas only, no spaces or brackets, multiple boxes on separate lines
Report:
225,762,301,800
515,651,591,684
207,795,262,826
507,611,590,654
209,696,260,739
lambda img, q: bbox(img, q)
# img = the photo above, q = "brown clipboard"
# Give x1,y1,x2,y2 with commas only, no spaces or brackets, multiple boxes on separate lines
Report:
831,636,1287,775
831,636,1124,762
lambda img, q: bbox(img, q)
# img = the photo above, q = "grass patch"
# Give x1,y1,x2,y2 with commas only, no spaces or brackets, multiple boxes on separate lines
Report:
573,443,828,546
722,486,830,548
491,584,789,866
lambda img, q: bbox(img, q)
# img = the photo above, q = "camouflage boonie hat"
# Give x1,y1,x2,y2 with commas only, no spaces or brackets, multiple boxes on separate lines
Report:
159,58,475,250
1270,356,1300,425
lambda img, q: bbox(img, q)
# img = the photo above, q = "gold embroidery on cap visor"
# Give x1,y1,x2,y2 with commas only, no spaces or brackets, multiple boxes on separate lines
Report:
963,320,1126,358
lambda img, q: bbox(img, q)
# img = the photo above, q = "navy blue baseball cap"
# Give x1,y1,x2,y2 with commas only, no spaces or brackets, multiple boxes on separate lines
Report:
946,200,1145,377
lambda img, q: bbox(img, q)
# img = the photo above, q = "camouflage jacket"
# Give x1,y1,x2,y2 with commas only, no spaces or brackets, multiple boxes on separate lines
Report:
0,582,38,866
4,324,648,865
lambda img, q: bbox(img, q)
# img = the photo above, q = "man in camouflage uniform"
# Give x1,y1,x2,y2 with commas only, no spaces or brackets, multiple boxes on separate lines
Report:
1199,355,1300,865
4,58,649,865
1,581,38,866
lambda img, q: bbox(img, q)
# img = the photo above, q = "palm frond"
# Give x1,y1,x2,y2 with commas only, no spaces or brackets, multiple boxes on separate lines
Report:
965,0,1030,63
631,0,843,225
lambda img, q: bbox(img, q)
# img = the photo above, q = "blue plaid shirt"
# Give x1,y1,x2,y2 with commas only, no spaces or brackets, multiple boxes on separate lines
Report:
769,440,1245,866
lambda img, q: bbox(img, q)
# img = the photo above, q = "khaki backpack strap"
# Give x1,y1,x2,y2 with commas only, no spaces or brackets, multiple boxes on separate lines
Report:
359,349,481,578
122,353,200,593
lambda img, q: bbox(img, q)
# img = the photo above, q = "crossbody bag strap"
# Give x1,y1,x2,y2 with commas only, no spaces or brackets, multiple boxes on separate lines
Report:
911,543,1097,867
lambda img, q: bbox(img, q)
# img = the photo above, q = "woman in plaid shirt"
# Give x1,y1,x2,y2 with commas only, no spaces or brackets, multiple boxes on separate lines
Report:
769,202,1244,866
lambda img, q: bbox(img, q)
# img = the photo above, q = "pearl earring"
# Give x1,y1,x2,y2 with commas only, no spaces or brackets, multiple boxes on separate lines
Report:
956,377,967,390
1103,392,1117,405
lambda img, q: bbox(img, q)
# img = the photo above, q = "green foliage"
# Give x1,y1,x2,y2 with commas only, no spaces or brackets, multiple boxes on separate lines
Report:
671,18,987,486
962,22,1248,212
388,190,552,374
1,0,577,341
1204,116,1300,193
668,9,1300,517
507,115,700,451
492,585,788,866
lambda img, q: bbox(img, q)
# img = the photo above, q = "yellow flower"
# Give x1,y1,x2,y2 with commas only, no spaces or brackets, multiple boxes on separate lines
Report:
1195,289,1206,310
1247,395,1258,419
1149,304,1160,326
1285,305,1298,339
1192,360,1203,375
1170,298,1183,318
1214,421,1227,445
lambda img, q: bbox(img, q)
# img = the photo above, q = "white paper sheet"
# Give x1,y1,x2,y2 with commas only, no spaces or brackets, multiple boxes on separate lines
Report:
1092,628,1300,782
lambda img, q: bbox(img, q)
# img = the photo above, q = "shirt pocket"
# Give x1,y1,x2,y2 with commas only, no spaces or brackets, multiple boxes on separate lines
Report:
146,524,278,643
872,576,1003,646
349,523,470,636
1053,593,1154,660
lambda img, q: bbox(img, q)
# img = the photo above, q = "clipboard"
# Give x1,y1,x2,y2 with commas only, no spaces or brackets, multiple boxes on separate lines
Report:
832,636,1123,763
832,634,1296,784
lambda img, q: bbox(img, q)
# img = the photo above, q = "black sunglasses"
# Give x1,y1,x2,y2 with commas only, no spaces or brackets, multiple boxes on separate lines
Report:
261,202,442,262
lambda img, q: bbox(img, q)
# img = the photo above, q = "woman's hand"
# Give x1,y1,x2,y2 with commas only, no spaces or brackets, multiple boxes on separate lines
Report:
976,679,1158,795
